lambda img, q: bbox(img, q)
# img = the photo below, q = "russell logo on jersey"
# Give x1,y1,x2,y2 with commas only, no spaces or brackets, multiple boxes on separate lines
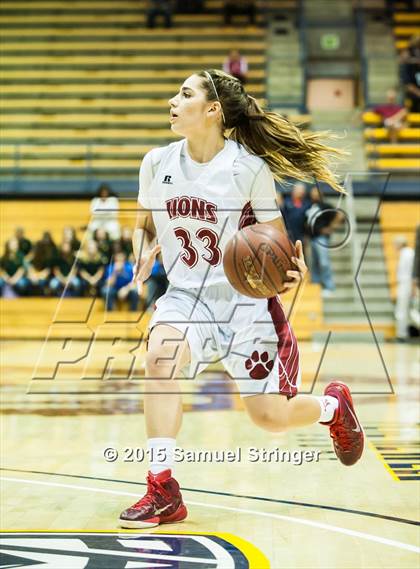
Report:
162,175,173,184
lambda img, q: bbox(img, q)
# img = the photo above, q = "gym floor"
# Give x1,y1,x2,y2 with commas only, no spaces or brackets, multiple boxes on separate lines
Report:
1,338,419,568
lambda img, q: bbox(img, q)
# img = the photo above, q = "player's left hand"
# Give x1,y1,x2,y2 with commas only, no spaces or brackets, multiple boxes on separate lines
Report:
283,240,307,290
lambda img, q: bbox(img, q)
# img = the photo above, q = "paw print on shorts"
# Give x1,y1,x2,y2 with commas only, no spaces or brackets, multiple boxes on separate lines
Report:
245,350,274,380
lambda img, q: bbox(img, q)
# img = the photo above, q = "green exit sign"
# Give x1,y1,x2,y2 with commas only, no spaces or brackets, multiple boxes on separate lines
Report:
321,33,340,51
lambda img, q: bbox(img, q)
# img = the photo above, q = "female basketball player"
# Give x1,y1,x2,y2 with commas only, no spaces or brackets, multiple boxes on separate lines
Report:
119,70,364,528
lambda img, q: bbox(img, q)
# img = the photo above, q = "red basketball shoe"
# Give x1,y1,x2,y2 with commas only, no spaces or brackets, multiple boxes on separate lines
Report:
321,381,364,466
119,469,188,528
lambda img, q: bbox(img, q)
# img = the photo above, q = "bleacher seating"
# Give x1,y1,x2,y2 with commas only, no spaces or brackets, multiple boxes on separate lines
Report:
363,111,420,125
0,0,313,187
364,126,420,141
367,157,419,170
0,287,322,340
363,111,420,171
393,10,420,50
0,200,93,250
1,0,302,182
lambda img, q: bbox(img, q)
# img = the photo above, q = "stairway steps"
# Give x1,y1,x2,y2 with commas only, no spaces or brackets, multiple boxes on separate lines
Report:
325,315,394,324
333,275,389,286
323,290,391,300
324,302,394,314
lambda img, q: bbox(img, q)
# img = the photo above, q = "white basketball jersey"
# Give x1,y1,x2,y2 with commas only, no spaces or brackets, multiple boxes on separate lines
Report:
140,138,280,289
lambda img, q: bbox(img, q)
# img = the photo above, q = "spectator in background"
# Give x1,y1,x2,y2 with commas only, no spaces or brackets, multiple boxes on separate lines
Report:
145,255,168,309
0,237,30,298
306,187,342,298
394,236,415,341
27,231,57,295
93,228,112,264
223,49,248,84
62,226,81,253
89,183,120,240
400,35,420,113
78,240,105,297
50,242,81,297
410,224,420,331
279,182,311,245
413,224,420,293
101,251,139,311
14,227,32,258
146,0,173,29
373,88,407,143
118,226,134,262
224,1,256,26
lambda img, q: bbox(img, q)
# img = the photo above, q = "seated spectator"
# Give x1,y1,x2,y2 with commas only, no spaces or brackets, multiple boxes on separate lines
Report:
306,187,343,298
101,252,139,311
62,226,81,253
93,228,112,265
89,183,120,240
224,1,256,26
373,89,407,142
50,242,82,297
145,256,168,309
78,240,105,297
118,226,134,262
27,231,57,295
279,182,311,245
223,49,248,84
146,0,173,29
400,36,420,113
14,227,32,258
0,237,30,298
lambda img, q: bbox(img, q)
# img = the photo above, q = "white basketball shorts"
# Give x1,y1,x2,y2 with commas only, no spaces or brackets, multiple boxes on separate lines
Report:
148,283,301,398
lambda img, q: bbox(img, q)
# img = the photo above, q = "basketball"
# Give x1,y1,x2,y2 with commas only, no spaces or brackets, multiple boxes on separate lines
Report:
223,224,296,298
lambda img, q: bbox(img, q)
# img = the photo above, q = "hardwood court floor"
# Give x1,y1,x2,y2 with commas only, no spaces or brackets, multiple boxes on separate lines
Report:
1,338,419,568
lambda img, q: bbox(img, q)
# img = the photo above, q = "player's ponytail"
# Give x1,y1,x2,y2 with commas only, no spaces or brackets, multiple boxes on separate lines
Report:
199,69,345,193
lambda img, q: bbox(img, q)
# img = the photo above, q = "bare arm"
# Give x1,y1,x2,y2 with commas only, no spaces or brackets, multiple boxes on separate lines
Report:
261,217,308,291
0,268,11,283
53,267,63,280
392,108,407,121
79,268,92,283
407,84,420,96
91,267,105,284
9,266,25,285
132,202,156,264
263,216,287,235
132,201,161,293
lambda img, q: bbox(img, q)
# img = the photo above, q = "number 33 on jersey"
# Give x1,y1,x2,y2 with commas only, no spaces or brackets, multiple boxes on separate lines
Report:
138,139,281,288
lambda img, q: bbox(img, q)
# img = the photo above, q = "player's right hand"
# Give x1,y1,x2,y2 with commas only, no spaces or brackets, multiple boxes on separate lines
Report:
133,244,161,294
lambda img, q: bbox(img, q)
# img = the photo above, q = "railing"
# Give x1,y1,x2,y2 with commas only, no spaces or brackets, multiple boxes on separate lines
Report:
355,3,369,106
298,0,308,113
0,143,140,195
343,173,361,300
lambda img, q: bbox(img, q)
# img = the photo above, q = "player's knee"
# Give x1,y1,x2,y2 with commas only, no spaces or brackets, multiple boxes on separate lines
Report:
145,350,176,380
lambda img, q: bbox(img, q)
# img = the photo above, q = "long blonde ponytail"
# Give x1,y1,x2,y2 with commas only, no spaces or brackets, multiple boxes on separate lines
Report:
198,69,345,193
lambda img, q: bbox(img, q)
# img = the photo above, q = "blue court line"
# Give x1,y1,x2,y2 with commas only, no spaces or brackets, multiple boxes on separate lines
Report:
1,467,419,528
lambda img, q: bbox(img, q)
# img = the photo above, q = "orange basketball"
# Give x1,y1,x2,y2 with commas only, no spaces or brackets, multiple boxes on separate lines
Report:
223,224,296,298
